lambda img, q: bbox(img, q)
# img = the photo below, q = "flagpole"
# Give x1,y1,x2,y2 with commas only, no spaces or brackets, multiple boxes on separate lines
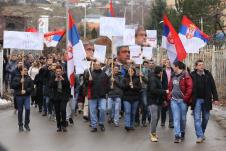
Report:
66,1,69,53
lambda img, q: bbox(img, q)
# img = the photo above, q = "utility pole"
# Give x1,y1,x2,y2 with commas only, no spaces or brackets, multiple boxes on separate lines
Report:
84,5,87,40
200,16,203,31
131,0,134,23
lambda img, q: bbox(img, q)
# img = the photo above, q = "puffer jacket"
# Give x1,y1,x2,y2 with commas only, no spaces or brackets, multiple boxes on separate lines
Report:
168,71,193,105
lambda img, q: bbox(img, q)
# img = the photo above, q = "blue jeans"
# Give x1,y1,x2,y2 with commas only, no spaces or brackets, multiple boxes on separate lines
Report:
135,89,148,124
171,99,188,137
89,98,107,128
123,101,139,128
107,97,121,125
43,96,54,115
17,96,31,126
194,99,210,138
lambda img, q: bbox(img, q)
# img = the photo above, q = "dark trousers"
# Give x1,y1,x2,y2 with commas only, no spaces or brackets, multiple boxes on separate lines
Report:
161,105,174,126
36,95,43,112
53,100,67,128
16,96,30,126
13,93,18,110
135,90,148,124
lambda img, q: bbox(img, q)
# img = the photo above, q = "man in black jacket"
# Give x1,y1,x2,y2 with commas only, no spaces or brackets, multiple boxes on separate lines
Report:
88,61,110,132
107,66,123,127
49,65,70,132
191,60,219,143
38,57,53,116
11,67,34,132
147,66,168,142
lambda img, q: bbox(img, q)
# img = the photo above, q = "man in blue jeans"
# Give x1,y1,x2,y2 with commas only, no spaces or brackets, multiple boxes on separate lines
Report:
87,61,110,132
11,67,33,132
168,61,192,143
107,66,123,127
191,60,219,143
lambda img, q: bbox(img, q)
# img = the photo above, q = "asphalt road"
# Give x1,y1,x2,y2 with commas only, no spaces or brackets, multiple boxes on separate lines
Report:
0,108,226,151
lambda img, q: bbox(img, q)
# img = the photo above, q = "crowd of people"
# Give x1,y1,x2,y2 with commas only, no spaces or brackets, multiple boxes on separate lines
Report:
2,26,219,144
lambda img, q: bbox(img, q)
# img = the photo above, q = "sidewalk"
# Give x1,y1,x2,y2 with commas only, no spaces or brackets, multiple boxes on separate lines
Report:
212,106,226,129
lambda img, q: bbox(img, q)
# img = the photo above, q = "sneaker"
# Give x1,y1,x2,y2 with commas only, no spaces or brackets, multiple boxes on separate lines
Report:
19,126,24,132
42,113,47,116
62,127,67,132
174,135,181,143
57,127,62,132
129,127,135,131
99,125,105,132
69,118,74,125
125,127,130,132
181,132,185,141
203,135,206,140
90,128,97,132
83,116,89,121
169,125,174,128
161,123,165,127
142,121,147,127
108,118,113,124
114,123,119,127
196,138,204,144
24,125,31,132
150,133,158,142
134,122,140,127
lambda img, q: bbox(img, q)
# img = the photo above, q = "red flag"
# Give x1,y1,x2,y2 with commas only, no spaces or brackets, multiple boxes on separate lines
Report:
109,0,115,17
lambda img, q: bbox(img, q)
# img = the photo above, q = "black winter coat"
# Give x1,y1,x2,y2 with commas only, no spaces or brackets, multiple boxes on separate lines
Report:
49,74,71,102
191,70,218,110
147,75,166,106
88,69,110,99
34,73,43,97
38,65,51,96
108,74,124,98
122,75,142,102
11,74,34,96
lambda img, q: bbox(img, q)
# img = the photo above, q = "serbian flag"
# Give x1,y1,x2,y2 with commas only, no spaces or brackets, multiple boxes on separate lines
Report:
179,16,210,53
108,0,115,17
162,15,187,63
44,30,65,47
67,10,86,95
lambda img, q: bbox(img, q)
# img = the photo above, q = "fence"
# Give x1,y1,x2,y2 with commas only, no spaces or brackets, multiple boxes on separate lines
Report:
155,45,226,99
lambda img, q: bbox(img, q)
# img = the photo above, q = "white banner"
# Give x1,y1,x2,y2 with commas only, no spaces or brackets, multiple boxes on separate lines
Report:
112,36,123,56
142,47,153,60
100,17,125,37
38,16,49,33
3,31,44,50
94,44,107,63
146,30,157,48
123,28,135,45
129,45,143,64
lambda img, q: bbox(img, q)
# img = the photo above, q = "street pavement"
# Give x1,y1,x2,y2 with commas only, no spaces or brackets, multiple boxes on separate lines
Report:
0,108,226,151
